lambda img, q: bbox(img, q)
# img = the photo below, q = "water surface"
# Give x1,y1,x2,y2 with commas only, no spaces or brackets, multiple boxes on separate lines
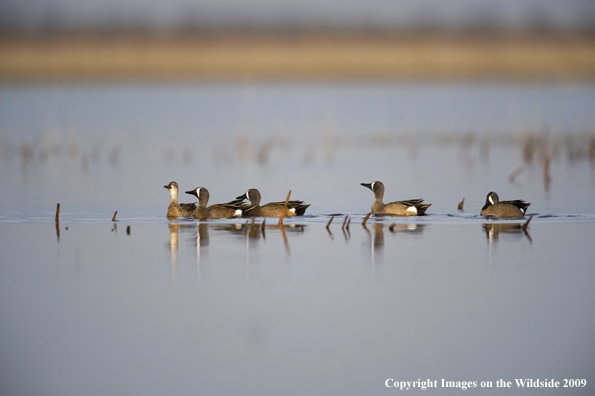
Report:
1,82,594,395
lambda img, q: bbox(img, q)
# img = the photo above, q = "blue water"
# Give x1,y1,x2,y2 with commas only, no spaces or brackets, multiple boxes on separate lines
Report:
1,82,594,395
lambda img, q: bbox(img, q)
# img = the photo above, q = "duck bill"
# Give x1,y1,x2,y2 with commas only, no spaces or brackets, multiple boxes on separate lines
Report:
185,190,197,197
360,183,372,190
164,185,170,189
236,193,247,200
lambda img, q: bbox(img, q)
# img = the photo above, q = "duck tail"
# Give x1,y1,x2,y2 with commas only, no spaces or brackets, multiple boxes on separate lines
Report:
417,203,432,215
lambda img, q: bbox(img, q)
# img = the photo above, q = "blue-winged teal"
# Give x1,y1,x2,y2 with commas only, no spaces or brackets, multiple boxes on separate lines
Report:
185,187,246,219
164,181,196,218
481,191,530,218
361,181,431,216
236,188,310,217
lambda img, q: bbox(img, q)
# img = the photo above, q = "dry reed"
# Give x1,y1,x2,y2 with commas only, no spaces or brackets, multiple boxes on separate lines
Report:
279,190,291,226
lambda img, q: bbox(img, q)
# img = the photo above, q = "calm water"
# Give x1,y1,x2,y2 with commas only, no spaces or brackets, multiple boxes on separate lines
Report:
1,82,594,395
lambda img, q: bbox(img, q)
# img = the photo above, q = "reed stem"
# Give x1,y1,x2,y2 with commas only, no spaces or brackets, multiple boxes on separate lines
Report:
326,216,334,229
279,190,291,226
362,212,371,226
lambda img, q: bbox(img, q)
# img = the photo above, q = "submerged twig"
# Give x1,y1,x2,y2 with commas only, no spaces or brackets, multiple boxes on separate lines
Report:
126,225,131,235
326,228,334,239
522,215,533,231
342,215,348,230
112,211,118,221
326,216,334,239
279,224,290,255
279,190,291,226
362,212,371,226
458,198,465,211
55,203,60,223
326,216,334,229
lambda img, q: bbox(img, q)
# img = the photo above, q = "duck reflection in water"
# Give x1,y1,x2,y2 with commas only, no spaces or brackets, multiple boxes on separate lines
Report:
483,222,532,244
167,221,210,282
387,223,426,235
167,220,306,270
167,222,180,282
212,220,304,237
364,221,427,265
194,223,209,279
371,223,385,258
365,223,387,266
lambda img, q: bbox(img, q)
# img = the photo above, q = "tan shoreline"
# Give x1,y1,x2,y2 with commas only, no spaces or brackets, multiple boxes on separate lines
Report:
1,33,595,81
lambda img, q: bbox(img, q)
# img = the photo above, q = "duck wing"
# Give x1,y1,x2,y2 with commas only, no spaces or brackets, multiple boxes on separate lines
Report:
501,200,530,211
386,198,425,207
180,202,197,211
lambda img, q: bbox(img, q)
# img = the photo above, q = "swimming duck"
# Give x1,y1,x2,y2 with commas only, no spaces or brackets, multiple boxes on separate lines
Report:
361,181,431,216
236,188,310,217
481,191,530,218
185,187,246,219
164,181,196,218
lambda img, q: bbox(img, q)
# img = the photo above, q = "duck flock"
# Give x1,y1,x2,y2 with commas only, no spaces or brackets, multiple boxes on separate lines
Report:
164,181,530,220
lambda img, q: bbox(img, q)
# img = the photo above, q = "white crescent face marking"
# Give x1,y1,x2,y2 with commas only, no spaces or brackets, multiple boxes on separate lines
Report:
407,206,417,214
488,195,494,205
246,190,250,200
196,187,202,196
371,182,376,191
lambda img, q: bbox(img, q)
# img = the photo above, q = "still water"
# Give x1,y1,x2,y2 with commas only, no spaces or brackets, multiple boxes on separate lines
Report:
0,82,594,395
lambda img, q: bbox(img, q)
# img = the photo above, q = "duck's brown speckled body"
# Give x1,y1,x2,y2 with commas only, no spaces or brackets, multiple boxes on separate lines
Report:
164,181,196,218
236,189,310,217
185,187,247,219
481,191,530,218
361,181,431,216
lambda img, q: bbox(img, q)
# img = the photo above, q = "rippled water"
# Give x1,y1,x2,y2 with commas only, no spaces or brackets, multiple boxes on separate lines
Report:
1,82,594,395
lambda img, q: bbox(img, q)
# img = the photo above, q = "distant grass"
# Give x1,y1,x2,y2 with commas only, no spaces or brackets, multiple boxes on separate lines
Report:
1,33,594,81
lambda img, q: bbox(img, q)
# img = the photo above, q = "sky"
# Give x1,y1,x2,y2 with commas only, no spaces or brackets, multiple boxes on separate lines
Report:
1,0,594,32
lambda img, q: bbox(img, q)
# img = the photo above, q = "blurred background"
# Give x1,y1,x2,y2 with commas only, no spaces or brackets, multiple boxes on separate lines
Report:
2,0,595,35
0,0,594,214
1,0,595,80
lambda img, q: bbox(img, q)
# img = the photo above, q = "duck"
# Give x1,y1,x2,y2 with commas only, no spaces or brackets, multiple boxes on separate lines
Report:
361,181,431,216
236,188,310,217
185,187,246,219
164,181,196,218
481,191,530,218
